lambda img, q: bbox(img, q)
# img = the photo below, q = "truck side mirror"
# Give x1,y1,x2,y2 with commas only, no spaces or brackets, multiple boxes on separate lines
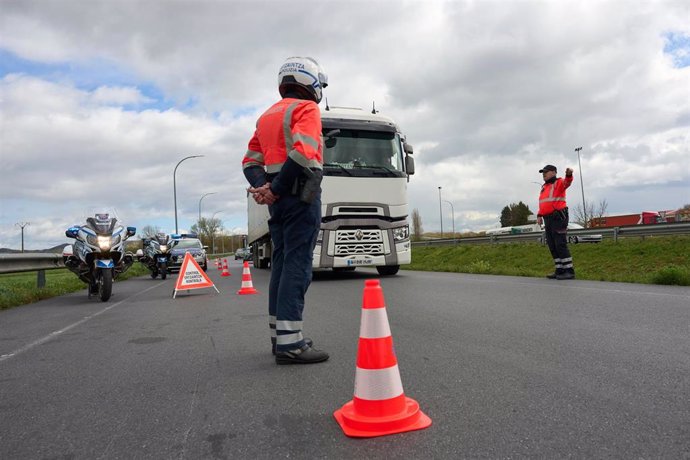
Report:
403,142,414,155
324,129,340,149
405,155,415,175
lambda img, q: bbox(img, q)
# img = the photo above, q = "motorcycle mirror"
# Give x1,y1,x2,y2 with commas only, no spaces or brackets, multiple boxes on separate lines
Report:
127,227,136,237
65,227,79,239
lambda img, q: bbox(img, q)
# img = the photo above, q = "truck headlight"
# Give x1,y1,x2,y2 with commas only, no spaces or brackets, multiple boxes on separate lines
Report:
316,230,323,244
97,236,112,250
392,225,409,242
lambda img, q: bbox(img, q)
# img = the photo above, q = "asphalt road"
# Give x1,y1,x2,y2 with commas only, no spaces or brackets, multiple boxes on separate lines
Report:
1,260,688,459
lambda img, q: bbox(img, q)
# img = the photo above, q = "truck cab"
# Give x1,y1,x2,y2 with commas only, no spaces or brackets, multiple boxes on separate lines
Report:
247,106,415,275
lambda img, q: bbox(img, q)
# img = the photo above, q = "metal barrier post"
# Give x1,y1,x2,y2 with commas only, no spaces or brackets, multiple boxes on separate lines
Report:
37,270,46,289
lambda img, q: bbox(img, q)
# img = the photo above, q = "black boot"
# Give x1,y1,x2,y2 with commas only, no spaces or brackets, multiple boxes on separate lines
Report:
547,269,563,279
275,344,329,364
556,269,575,280
272,338,313,355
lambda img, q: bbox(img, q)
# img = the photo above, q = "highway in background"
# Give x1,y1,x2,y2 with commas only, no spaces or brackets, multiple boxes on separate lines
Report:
1,261,688,458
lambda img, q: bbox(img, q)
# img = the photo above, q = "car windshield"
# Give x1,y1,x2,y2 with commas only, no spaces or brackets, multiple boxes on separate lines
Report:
323,129,405,177
173,239,202,249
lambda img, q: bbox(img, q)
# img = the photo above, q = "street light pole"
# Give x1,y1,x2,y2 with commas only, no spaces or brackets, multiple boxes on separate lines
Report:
444,200,455,237
575,146,586,227
173,154,204,234
198,192,217,224
211,210,224,254
15,222,30,252
438,186,443,238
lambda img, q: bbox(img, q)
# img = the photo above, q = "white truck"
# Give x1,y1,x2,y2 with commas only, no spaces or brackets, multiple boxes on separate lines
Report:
247,106,415,275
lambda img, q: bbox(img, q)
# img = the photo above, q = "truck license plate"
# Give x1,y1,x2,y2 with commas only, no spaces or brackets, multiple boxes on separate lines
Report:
347,259,373,266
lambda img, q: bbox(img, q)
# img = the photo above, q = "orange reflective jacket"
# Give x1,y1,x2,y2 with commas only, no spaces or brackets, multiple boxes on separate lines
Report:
538,176,573,216
242,98,322,174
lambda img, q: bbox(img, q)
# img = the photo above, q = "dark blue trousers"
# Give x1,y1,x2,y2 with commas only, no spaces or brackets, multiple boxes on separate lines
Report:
267,194,321,352
544,208,573,273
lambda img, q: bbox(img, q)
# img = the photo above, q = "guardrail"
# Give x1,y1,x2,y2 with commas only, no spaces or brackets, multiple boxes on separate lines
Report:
412,222,690,247
0,253,65,288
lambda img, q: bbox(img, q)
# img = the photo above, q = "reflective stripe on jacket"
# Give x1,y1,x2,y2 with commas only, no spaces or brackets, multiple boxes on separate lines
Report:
538,176,573,216
242,98,322,174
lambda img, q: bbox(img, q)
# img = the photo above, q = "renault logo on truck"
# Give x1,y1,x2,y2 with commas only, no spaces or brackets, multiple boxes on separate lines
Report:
355,229,364,241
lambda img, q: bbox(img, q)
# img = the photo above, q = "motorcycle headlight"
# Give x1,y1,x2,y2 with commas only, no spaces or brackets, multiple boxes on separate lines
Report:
86,234,98,246
98,236,112,250
392,225,410,242
159,245,168,252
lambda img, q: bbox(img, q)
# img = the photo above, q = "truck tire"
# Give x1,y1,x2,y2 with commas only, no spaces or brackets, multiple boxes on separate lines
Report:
376,265,399,276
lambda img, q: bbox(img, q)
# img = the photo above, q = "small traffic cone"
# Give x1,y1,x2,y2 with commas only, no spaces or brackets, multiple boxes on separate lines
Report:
237,261,258,295
216,258,221,270
220,259,231,277
333,279,431,437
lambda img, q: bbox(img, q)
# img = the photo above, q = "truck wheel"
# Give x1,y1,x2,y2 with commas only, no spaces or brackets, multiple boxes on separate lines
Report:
376,265,400,276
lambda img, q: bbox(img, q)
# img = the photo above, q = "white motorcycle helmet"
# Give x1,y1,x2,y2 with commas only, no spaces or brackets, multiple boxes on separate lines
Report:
278,56,328,103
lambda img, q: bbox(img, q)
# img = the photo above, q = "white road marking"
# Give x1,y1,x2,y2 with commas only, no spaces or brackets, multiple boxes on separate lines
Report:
0,283,163,363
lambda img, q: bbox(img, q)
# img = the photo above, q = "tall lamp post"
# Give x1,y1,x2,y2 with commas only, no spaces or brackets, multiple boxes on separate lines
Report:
438,186,443,238
173,154,204,234
575,146,586,227
198,192,217,223
443,200,455,237
15,222,30,252
211,210,224,254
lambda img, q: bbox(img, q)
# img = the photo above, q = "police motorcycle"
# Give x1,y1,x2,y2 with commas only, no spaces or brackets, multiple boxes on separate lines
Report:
63,211,136,302
137,232,172,279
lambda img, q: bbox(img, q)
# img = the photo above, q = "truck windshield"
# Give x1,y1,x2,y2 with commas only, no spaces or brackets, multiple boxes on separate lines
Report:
323,130,405,177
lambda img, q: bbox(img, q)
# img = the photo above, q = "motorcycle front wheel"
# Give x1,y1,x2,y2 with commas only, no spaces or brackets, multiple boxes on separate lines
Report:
99,269,113,302
160,264,167,280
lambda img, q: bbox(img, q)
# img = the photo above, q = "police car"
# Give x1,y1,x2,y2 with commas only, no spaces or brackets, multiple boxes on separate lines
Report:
169,234,208,272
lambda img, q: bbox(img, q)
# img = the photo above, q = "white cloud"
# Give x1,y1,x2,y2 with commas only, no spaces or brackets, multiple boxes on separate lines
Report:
0,0,689,249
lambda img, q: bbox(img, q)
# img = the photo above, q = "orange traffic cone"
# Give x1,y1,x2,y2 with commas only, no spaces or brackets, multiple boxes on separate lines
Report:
220,259,231,277
216,258,222,270
333,279,431,437
237,261,258,295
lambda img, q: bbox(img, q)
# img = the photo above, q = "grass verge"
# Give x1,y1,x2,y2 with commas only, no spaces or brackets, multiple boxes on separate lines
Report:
0,263,149,310
405,236,690,286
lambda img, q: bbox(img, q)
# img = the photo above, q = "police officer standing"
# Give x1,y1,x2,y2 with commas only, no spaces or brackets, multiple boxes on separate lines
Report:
537,164,576,280
242,57,329,364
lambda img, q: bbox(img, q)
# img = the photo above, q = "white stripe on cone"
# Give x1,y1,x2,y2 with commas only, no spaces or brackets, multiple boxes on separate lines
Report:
354,365,404,400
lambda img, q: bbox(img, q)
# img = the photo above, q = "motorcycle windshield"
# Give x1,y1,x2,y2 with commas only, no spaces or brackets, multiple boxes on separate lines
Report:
82,208,123,235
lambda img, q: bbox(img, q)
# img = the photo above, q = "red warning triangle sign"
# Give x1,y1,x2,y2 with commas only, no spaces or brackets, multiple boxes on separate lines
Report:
173,252,219,298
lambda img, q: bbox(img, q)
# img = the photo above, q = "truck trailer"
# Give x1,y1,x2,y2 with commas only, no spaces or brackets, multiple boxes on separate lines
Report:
247,106,415,275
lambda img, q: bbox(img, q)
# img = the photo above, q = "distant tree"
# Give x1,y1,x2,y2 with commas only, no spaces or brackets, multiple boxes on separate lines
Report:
411,208,423,241
191,217,223,247
500,202,533,227
140,225,161,238
571,199,606,228
500,206,511,227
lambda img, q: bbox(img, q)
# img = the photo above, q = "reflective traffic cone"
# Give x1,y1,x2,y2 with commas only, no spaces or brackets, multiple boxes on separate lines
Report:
237,261,258,295
216,258,222,270
333,279,431,437
220,259,231,277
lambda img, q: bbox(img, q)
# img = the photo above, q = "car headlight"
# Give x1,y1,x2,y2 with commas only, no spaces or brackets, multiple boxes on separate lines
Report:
392,225,410,242
97,236,112,250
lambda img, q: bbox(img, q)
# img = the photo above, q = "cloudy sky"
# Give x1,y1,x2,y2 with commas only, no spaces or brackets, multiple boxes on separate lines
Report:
1,0,689,249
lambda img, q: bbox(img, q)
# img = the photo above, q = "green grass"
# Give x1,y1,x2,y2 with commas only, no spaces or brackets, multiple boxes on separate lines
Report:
0,263,149,310
405,236,690,285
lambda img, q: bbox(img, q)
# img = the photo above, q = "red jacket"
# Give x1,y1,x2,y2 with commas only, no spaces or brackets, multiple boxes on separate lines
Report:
538,175,573,216
242,98,322,174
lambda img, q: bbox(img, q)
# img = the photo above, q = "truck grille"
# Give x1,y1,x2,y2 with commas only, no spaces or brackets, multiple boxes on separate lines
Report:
334,229,385,256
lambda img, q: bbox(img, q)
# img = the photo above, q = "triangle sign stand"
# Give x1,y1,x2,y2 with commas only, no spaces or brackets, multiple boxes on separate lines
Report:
172,252,220,298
